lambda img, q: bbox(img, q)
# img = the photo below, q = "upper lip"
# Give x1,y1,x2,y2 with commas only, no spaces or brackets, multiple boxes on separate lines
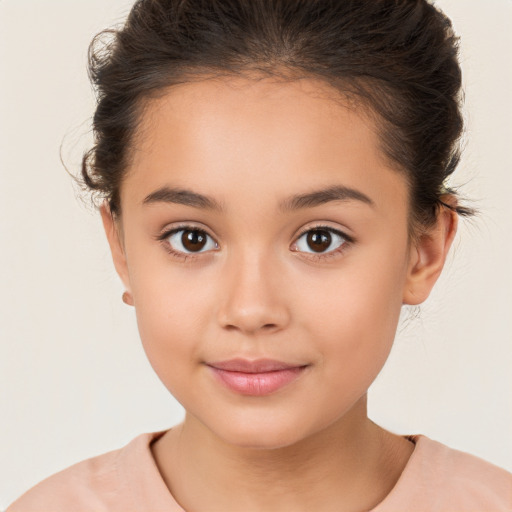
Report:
206,358,306,373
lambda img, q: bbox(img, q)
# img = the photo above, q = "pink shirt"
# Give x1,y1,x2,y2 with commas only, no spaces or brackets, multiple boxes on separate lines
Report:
7,431,512,511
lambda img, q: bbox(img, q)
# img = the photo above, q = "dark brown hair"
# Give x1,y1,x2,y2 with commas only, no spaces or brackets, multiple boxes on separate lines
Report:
81,0,474,233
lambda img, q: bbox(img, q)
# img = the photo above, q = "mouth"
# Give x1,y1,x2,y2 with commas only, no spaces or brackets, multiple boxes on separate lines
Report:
205,358,309,396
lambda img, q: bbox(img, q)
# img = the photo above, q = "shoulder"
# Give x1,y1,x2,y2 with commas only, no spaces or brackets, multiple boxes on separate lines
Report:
375,435,512,512
6,447,122,512
6,431,170,512
411,435,512,504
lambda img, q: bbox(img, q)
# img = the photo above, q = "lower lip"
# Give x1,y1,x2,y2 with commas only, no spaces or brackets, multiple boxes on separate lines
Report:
208,366,307,396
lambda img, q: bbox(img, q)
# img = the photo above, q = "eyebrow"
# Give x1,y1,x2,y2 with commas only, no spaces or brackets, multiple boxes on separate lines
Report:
279,185,375,212
143,187,224,211
142,184,375,212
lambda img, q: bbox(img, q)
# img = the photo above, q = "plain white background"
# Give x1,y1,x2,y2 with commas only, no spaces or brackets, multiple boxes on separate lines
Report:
1,0,511,507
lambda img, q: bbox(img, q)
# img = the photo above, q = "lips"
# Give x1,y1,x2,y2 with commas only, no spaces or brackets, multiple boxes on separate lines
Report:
206,358,308,396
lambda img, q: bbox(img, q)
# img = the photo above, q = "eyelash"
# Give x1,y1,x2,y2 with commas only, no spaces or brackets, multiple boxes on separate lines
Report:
156,223,354,262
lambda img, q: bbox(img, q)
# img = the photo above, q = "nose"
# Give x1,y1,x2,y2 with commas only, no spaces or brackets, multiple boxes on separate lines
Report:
217,248,290,336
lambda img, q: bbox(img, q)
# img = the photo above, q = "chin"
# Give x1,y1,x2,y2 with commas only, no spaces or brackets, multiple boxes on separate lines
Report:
209,415,316,451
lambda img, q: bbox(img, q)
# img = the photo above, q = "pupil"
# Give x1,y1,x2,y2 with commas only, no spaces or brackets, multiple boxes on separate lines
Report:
307,230,331,252
182,230,206,251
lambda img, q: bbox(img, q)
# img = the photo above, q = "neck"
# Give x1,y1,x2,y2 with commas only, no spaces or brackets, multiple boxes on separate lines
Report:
152,396,414,512
151,396,415,512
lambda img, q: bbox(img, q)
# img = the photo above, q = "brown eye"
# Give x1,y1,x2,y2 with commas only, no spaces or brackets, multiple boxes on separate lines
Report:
294,227,348,255
306,230,332,253
182,229,207,251
165,227,217,254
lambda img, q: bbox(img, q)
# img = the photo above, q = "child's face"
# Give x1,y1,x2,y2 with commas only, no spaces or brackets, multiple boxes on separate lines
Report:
108,76,418,448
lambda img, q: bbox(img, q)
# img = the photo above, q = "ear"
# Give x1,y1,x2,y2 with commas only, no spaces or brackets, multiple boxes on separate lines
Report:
402,204,458,305
100,202,132,294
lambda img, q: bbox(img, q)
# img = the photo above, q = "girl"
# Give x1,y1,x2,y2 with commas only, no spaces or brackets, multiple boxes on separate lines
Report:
5,0,511,510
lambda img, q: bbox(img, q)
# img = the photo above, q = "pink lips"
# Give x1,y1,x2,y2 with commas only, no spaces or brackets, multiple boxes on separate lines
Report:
206,358,308,396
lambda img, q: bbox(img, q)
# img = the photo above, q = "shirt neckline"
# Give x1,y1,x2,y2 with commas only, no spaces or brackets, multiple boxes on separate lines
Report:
124,430,425,512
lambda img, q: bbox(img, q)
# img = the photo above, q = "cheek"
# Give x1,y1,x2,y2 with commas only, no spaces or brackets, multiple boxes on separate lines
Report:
130,264,216,391
300,247,407,382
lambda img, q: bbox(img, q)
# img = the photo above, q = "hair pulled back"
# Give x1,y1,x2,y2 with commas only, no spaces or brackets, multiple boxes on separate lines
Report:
82,0,474,231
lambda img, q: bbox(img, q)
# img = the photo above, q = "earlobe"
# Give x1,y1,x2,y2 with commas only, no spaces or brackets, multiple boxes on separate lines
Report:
100,201,132,293
402,206,458,305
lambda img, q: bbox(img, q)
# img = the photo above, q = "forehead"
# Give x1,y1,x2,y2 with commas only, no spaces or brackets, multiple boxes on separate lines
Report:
123,75,408,217
133,75,372,158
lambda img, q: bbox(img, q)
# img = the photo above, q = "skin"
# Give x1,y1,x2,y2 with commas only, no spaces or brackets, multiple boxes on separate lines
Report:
102,76,457,511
